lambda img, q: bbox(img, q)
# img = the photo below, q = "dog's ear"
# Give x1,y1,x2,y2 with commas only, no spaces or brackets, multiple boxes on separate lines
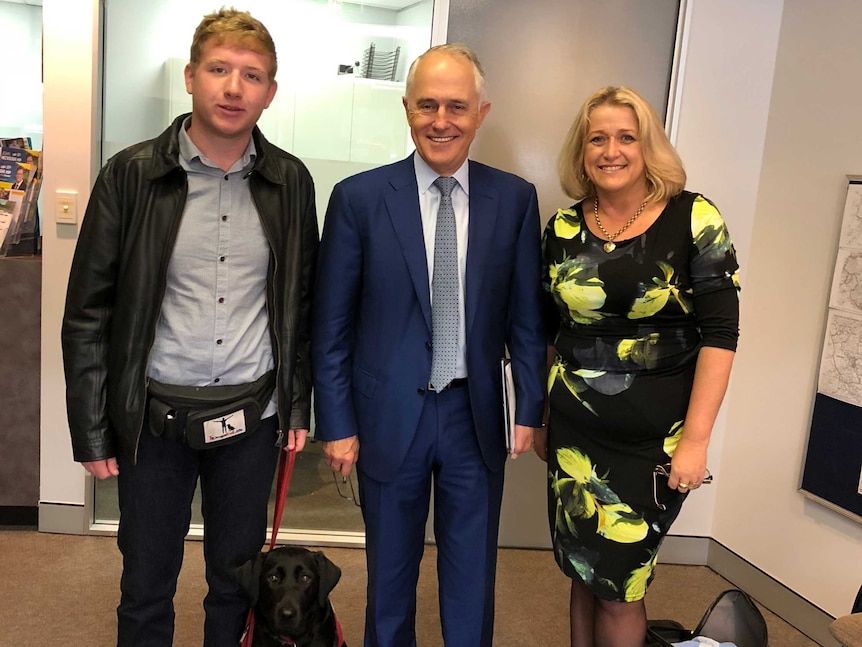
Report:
313,551,342,607
234,552,267,606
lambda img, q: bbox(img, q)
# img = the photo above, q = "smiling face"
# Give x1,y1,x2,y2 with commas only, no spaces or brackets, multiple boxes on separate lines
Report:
583,104,647,198
184,38,277,149
15,168,24,183
403,50,490,177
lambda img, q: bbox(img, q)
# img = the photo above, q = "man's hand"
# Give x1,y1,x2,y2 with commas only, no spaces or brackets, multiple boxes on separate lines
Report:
82,458,119,480
286,429,309,452
509,424,535,460
322,436,360,477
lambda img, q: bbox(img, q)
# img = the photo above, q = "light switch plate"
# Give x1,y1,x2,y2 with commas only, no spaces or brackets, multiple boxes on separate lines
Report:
56,191,77,224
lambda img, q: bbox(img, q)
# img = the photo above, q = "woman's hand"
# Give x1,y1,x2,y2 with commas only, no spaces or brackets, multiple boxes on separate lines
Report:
533,426,549,462
669,437,708,491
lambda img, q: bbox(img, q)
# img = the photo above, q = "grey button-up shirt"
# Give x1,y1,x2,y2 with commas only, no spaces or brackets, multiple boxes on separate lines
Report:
147,118,276,417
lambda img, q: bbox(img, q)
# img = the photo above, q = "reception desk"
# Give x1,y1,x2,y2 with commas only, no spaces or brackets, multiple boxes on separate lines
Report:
0,256,40,524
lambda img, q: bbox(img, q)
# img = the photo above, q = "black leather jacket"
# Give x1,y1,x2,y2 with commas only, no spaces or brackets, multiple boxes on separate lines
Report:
61,115,319,463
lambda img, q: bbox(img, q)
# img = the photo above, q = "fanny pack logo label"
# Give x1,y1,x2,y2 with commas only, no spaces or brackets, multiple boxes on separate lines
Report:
204,410,247,444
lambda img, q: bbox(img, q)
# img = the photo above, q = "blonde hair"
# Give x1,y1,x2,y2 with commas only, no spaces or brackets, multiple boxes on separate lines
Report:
189,7,277,81
558,86,685,202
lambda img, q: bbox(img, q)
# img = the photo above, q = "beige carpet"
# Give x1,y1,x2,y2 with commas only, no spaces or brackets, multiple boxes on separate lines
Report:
0,529,821,646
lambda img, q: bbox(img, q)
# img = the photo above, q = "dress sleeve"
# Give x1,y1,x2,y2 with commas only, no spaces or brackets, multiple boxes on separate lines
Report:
689,195,741,351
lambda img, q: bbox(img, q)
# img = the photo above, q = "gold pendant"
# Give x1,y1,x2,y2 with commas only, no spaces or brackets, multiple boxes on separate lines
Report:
603,241,616,253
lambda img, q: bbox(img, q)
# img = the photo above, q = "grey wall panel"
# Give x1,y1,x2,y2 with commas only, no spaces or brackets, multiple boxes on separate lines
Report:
446,0,680,548
448,0,679,225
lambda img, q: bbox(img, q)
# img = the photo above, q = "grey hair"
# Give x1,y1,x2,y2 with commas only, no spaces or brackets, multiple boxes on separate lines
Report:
405,43,488,103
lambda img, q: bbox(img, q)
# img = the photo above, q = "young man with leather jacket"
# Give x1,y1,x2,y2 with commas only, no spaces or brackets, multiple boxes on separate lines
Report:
61,8,318,646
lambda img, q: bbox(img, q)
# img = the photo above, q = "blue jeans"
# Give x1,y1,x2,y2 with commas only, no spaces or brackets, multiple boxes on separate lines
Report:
116,415,280,647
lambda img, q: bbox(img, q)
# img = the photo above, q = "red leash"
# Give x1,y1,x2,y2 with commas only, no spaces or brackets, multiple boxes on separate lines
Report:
269,446,297,550
241,446,296,647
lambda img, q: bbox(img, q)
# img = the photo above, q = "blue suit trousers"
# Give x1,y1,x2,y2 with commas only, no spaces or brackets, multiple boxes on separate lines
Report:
358,385,504,647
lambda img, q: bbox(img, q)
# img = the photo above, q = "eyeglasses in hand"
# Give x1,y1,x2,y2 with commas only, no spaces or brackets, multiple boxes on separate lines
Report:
652,463,713,510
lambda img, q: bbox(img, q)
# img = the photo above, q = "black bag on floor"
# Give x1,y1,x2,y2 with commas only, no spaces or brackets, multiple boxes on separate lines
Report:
645,589,769,647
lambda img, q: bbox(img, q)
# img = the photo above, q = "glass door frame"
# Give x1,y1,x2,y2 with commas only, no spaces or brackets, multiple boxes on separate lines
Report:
87,0,450,548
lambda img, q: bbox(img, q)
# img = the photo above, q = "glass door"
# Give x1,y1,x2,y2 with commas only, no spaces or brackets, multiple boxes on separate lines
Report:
446,0,681,548
94,0,438,543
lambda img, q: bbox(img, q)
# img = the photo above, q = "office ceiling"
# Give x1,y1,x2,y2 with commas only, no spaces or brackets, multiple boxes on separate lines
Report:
0,0,422,8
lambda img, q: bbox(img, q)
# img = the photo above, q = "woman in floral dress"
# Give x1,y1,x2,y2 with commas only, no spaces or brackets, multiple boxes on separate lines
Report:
536,86,740,646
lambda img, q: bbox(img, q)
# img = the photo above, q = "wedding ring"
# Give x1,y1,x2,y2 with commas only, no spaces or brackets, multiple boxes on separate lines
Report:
678,483,689,489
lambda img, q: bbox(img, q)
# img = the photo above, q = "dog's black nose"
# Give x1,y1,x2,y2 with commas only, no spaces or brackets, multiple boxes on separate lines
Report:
279,607,297,621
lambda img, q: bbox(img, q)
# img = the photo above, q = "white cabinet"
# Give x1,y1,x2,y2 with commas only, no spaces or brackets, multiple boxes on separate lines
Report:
292,77,354,161
164,58,408,165
350,79,410,165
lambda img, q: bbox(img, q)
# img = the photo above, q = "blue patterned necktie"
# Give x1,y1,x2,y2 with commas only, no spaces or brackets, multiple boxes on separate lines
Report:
429,176,459,390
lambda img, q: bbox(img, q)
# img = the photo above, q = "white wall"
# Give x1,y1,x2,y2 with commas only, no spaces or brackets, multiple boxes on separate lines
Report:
668,0,784,536
713,0,862,616
40,0,102,508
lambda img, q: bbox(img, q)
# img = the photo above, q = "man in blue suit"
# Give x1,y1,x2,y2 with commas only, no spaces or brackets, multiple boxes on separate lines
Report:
312,44,546,647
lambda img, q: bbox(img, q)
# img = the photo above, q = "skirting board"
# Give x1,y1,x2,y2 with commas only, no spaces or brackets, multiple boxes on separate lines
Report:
657,533,711,565
659,535,837,647
38,502,89,535
706,540,838,646
38,501,367,548
39,505,837,646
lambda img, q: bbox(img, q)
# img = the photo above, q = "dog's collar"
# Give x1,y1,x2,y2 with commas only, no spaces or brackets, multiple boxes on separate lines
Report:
258,627,295,647
259,607,345,647
253,622,296,646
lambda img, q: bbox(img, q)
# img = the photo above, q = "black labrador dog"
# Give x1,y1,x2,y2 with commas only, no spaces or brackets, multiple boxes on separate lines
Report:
235,546,346,647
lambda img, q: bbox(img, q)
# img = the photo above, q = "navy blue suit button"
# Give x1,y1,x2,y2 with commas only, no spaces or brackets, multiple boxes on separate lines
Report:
425,341,432,350
417,387,426,396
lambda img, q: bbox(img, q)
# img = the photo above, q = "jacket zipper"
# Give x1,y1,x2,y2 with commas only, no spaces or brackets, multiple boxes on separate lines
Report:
132,174,189,464
249,174,284,442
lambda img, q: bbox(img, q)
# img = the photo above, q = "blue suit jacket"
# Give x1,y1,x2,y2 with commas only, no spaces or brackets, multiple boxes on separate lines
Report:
311,156,546,482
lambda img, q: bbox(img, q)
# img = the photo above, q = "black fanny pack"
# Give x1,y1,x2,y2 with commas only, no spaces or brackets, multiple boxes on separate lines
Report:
147,370,276,450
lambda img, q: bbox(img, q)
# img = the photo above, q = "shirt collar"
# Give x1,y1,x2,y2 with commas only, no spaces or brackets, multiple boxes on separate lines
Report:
413,151,469,196
178,115,256,173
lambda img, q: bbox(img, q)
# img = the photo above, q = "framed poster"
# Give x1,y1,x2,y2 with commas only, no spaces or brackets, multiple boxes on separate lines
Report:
801,176,862,521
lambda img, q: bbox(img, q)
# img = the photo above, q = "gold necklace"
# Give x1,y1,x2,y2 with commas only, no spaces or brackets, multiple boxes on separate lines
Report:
593,197,648,253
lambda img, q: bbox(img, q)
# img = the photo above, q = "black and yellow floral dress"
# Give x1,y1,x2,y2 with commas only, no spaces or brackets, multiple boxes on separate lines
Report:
542,191,740,602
